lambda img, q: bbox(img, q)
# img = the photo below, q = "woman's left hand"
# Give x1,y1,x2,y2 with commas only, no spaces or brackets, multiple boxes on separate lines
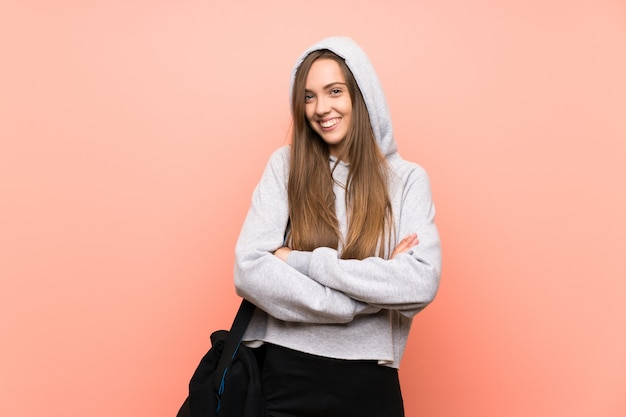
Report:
390,233,419,259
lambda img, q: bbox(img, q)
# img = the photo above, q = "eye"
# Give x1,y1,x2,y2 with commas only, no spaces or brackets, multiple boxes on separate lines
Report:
330,88,342,95
304,93,314,103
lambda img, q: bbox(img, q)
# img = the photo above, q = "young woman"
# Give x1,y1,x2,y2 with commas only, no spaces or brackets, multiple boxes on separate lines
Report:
234,36,442,417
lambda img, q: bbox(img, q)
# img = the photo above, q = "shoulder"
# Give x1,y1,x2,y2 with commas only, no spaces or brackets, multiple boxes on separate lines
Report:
387,153,431,185
257,145,291,186
386,154,436,213
266,145,291,168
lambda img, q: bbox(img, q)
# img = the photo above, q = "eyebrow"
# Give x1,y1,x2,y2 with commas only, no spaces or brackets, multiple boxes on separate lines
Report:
305,82,348,92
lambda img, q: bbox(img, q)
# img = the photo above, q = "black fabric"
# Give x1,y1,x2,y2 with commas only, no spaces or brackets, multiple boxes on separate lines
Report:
176,300,264,417
260,344,405,417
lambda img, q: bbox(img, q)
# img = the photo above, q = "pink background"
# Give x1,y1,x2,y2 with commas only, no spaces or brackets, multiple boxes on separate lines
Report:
2,1,625,416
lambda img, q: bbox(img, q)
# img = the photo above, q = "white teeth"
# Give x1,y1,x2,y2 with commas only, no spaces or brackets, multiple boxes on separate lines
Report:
320,119,338,128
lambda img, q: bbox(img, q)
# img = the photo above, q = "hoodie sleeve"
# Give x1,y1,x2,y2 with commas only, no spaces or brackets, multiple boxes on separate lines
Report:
234,146,380,324
285,163,442,318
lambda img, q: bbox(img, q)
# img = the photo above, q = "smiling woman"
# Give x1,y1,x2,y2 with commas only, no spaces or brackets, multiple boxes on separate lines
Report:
233,36,442,417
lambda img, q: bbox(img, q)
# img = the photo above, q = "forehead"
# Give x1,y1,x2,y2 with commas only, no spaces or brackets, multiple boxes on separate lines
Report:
305,58,346,89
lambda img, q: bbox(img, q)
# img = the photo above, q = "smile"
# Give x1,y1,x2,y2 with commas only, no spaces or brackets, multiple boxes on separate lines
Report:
319,118,339,128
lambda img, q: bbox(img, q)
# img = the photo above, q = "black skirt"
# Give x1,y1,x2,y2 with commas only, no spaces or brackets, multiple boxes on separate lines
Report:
254,343,405,417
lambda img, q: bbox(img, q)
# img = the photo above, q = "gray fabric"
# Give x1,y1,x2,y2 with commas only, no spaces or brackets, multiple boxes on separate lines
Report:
234,36,441,368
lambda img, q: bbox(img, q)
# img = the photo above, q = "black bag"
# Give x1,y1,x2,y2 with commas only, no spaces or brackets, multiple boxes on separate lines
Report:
176,299,265,417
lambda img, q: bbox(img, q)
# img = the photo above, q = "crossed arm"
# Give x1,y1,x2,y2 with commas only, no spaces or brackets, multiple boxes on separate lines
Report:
273,233,419,261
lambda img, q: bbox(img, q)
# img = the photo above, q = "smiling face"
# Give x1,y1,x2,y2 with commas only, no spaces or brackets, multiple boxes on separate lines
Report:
304,58,353,159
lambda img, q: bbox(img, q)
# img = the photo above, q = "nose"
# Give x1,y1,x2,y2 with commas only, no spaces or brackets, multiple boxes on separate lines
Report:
315,96,331,116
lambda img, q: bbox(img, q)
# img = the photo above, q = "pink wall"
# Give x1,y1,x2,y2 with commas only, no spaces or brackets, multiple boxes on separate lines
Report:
1,1,625,416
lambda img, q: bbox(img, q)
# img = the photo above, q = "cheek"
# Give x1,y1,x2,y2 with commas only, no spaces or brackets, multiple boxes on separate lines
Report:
339,98,353,116
346,99,354,114
304,105,316,123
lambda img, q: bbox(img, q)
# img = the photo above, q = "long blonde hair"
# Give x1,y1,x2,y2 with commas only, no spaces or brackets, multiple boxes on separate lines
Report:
287,50,393,260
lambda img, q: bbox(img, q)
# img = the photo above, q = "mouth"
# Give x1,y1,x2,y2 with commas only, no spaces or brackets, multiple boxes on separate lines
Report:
319,118,340,129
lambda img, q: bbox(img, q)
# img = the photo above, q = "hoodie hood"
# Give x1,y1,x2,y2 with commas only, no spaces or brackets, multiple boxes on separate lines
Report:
290,36,397,157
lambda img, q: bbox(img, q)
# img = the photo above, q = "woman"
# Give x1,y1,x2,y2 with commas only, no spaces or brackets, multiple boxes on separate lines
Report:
234,36,441,417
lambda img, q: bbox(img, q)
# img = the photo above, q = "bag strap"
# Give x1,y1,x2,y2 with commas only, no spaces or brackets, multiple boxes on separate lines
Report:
213,298,256,390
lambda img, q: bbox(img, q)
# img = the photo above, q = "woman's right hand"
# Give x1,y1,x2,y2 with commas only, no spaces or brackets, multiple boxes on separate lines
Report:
390,233,419,259
273,246,292,262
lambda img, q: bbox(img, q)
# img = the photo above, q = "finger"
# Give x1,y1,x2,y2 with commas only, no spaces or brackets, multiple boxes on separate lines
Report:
403,233,418,247
402,233,417,241
395,240,411,252
398,234,419,251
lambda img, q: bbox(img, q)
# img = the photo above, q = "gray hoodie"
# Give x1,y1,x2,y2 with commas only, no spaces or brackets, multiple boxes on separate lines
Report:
234,36,441,368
